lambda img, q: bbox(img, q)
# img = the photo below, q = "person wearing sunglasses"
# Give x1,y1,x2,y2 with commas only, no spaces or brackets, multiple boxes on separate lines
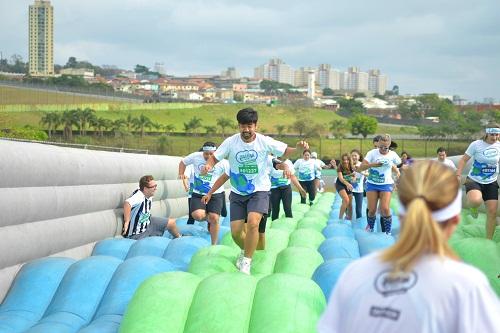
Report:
456,123,500,239
122,175,181,239
356,134,401,234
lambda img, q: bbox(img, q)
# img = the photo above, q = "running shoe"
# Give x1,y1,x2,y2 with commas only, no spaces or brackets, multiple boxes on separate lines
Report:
235,250,244,269
239,257,252,275
470,207,479,219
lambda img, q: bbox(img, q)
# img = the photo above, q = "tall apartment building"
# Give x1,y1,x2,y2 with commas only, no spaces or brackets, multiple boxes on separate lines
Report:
294,67,316,87
221,66,240,79
254,58,294,85
317,64,341,90
340,67,369,93
29,0,54,76
368,69,387,95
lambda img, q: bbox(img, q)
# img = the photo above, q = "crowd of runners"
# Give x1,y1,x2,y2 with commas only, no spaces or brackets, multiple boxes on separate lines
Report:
120,107,499,331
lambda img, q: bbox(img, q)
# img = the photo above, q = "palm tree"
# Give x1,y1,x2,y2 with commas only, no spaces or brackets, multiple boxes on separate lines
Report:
133,114,153,138
61,110,79,140
163,124,176,135
184,116,202,136
124,113,135,132
110,119,126,137
90,117,108,137
79,108,96,136
204,125,217,134
40,112,60,138
216,117,233,137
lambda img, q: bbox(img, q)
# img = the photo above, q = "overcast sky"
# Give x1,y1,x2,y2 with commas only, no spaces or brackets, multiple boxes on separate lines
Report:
1,0,499,101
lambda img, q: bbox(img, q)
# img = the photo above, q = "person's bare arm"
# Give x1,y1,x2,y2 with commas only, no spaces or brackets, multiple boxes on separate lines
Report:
338,171,354,191
202,173,229,204
290,174,307,197
356,159,382,172
122,201,131,236
281,140,309,159
201,155,220,174
456,154,471,181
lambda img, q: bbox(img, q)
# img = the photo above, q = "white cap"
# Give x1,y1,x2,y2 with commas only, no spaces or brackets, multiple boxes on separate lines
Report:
311,152,318,158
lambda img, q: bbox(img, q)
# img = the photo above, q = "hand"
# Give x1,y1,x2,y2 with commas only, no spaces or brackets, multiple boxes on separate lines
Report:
121,223,128,236
346,183,353,192
283,169,292,179
200,164,212,175
299,188,307,197
330,160,337,168
201,193,212,204
178,174,187,180
296,140,309,150
372,162,383,167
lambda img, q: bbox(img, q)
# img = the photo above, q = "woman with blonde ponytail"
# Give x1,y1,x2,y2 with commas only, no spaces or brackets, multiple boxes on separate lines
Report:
318,161,499,333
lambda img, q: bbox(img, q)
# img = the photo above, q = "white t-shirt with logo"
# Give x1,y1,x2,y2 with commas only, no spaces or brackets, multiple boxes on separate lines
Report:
318,252,500,333
465,140,500,184
270,158,294,188
214,133,287,195
294,158,317,181
184,164,194,198
352,161,365,193
183,152,228,195
364,149,401,185
314,159,326,179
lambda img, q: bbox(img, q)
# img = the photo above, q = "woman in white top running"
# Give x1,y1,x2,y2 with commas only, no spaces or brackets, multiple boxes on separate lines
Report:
456,124,500,239
318,160,500,333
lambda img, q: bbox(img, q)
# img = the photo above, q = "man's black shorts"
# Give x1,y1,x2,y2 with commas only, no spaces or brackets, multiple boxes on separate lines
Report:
190,192,225,215
464,178,499,202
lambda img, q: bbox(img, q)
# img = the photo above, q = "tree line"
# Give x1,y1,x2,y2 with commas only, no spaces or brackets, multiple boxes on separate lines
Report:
39,108,238,140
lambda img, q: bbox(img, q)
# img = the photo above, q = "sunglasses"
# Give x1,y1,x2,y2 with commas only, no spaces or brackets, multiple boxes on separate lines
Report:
146,184,158,189
379,146,390,150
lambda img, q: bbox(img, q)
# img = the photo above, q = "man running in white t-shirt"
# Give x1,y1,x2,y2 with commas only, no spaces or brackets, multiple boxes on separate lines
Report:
202,107,308,274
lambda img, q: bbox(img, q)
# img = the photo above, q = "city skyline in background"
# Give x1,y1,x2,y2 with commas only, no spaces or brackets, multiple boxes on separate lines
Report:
1,0,499,101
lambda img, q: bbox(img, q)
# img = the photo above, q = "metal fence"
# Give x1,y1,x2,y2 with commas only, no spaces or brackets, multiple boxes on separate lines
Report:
0,137,149,154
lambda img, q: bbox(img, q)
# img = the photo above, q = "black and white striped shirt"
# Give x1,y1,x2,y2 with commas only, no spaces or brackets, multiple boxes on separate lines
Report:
124,189,152,237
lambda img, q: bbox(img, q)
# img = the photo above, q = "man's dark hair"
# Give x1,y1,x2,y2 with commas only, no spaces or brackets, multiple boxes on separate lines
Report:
202,141,217,149
303,149,311,155
139,175,154,191
436,147,446,154
236,108,258,124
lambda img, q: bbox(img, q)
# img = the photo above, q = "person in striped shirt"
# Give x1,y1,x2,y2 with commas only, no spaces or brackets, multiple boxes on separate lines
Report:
122,175,181,239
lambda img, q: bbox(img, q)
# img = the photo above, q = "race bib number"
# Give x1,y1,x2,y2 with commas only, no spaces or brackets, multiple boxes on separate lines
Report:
482,165,497,174
239,164,259,174
199,174,213,182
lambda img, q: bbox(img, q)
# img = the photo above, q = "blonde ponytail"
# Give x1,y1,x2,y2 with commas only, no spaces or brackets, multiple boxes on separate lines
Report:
381,161,458,273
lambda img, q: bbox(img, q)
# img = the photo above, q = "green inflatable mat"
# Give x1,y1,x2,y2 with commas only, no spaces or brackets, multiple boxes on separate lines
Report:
120,272,201,333
249,273,326,333
274,246,324,278
289,228,326,250
451,238,500,296
188,246,239,278
184,272,257,333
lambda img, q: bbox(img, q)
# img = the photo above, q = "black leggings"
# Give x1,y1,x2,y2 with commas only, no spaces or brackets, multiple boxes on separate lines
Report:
270,185,293,220
299,180,316,204
352,192,363,219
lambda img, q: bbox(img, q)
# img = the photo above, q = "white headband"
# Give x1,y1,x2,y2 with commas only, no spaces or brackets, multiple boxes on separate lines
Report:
398,189,462,223
202,146,217,151
486,128,500,134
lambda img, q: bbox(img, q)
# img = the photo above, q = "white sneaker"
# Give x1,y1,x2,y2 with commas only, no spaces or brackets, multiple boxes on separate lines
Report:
239,257,252,275
235,250,244,269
